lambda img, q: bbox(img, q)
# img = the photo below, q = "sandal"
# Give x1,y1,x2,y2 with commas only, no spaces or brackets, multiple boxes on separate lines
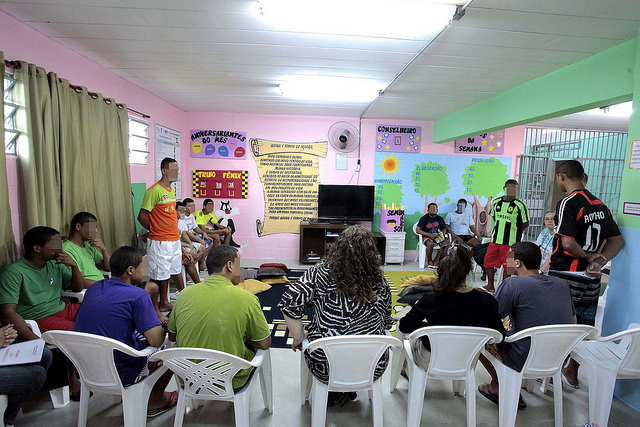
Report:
478,383,526,410
147,391,179,418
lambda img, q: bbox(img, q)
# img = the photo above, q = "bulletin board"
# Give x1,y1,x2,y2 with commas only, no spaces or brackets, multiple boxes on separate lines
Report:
192,170,248,199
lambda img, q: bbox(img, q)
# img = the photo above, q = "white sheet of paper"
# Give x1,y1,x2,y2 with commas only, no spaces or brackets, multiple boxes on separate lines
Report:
0,338,45,366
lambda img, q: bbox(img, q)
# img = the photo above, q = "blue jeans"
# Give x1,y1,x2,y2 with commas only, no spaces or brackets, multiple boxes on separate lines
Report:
0,346,52,424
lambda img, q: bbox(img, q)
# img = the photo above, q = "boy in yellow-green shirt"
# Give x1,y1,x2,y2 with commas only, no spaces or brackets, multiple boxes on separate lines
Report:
63,211,110,287
195,198,231,246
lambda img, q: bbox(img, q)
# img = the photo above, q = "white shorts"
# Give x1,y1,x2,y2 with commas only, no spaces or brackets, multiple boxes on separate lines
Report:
183,242,201,253
147,239,181,281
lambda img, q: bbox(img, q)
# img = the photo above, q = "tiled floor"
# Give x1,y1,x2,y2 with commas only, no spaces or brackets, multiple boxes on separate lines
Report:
13,258,632,426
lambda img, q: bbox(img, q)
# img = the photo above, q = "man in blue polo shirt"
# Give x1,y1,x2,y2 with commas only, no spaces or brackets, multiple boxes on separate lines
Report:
73,246,177,417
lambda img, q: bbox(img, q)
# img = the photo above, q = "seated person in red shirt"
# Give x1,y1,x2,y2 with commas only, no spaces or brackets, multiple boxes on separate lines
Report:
0,226,85,399
416,203,449,268
73,246,177,416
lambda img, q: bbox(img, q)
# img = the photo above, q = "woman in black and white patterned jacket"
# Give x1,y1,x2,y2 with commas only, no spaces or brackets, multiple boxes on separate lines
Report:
278,225,392,407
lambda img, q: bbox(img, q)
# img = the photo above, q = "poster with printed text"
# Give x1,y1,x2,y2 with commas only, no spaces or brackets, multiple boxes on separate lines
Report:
155,124,182,199
455,130,505,155
375,124,421,153
192,170,248,199
251,139,328,236
190,129,247,159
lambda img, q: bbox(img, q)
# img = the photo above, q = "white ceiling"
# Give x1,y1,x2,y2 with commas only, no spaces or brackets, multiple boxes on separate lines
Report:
1,0,640,122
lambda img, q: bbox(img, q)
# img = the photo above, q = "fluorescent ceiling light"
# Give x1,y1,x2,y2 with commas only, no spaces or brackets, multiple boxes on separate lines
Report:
279,76,383,102
256,0,460,39
582,101,633,118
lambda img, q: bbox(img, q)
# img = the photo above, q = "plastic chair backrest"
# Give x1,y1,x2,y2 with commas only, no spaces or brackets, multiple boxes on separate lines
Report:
617,324,640,379
515,324,596,377
150,348,254,399
306,335,401,389
42,331,132,393
409,326,503,379
412,223,420,238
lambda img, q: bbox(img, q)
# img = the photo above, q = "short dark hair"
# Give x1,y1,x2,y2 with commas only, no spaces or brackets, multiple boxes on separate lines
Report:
70,212,97,232
511,242,541,271
110,246,145,277
160,157,177,170
203,198,214,208
556,160,584,181
183,198,194,205
23,226,60,256
175,201,185,208
427,202,438,210
505,179,519,187
206,245,238,274
457,198,467,205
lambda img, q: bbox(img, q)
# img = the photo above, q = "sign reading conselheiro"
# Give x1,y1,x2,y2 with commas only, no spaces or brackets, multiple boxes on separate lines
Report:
375,125,421,153
190,129,247,159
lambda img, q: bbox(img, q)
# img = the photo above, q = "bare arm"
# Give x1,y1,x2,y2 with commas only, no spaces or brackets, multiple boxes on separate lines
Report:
143,325,166,348
561,236,600,263
521,221,529,232
249,335,271,350
283,313,306,351
0,304,38,341
416,226,436,239
168,331,176,342
137,209,151,231
56,252,84,292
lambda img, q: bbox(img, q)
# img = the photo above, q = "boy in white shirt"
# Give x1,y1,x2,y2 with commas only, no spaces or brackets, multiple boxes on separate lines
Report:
446,198,480,247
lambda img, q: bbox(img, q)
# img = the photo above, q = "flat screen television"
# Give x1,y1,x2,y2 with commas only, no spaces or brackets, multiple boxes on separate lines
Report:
317,184,375,222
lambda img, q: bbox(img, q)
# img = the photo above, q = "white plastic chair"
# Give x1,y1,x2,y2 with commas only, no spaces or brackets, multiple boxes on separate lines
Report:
149,347,273,427
390,326,503,427
300,335,401,427
42,330,169,427
570,323,640,427
23,320,70,408
594,286,609,338
0,394,7,424
413,223,449,269
482,324,597,427
60,289,86,302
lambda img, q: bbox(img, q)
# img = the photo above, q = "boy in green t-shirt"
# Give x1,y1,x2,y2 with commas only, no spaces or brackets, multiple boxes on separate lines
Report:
63,211,111,287
0,226,86,399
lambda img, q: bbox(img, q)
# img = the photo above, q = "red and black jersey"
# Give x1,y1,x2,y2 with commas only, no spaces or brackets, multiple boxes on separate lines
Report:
550,189,621,272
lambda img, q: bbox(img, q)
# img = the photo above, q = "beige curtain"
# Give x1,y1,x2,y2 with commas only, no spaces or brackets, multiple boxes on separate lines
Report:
14,61,136,250
0,52,18,267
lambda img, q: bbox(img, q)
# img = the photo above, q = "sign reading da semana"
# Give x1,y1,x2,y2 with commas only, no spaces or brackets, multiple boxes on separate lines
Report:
190,129,248,159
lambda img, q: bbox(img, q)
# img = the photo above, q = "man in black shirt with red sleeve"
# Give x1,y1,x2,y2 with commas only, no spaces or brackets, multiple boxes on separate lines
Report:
548,160,625,388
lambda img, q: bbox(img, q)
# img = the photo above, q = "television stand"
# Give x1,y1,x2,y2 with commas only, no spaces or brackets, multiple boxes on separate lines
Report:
299,222,385,264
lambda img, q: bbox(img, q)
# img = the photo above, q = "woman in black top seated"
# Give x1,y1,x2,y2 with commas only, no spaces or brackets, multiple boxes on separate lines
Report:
399,242,505,368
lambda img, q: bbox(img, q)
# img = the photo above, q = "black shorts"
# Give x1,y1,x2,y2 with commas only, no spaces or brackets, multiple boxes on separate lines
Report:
458,235,474,243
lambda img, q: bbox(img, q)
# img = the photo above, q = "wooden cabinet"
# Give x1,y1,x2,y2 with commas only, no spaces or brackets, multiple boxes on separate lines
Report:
299,222,385,264
380,231,406,264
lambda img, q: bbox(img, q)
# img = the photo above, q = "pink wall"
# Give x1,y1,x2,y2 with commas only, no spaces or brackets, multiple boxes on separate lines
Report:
183,113,526,260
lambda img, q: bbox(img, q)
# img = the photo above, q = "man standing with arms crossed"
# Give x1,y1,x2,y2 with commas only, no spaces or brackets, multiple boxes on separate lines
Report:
138,157,184,323
549,160,625,388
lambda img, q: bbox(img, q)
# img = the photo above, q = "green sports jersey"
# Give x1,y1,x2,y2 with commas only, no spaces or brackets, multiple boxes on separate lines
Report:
62,240,104,282
490,197,529,246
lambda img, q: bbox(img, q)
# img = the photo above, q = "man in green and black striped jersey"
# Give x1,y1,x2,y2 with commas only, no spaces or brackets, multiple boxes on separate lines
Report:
483,179,529,292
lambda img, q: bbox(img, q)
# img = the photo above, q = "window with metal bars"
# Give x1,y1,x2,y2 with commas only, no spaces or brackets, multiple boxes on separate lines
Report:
129,116,149,164
3,73,19,155
519,128,627,242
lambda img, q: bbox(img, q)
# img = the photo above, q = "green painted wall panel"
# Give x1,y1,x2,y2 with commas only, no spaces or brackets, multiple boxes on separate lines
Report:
433,38,636,143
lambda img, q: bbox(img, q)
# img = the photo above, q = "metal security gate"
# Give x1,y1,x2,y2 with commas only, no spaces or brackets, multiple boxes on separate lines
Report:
519,128,627,242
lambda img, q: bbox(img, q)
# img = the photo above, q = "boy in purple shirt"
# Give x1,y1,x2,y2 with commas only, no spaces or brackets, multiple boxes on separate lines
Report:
74,246,177,417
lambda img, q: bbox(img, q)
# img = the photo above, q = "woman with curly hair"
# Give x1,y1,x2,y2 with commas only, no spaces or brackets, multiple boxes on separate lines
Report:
278,225,392,407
